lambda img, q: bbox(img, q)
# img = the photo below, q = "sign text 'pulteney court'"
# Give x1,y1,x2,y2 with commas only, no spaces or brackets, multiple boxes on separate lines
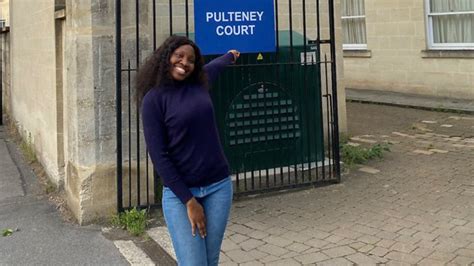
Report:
206,11,264,36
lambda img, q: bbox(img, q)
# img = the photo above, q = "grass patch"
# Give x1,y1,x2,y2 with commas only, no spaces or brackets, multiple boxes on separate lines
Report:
111,207,148,236
19,136,36,163
45,180,56,194
341,142,391,166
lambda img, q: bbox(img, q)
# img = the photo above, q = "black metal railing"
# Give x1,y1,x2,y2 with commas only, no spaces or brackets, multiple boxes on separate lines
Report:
115,0,341,212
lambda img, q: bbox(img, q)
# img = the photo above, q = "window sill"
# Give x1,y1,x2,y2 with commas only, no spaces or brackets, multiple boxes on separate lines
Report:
421,50,474,59
343,50,372,58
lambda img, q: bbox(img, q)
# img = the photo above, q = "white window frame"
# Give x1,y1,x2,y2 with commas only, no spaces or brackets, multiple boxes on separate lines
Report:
425,0,474,50
341,6,368,50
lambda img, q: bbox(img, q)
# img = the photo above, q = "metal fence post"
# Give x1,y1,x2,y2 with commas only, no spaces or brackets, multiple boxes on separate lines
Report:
115,0,123,212
328,0,341,181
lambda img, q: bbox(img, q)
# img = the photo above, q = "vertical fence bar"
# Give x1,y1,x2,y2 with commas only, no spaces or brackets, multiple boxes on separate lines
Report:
169,0,173,35
316,0,324,181
153,0,157,50
302,0,310,182
268,67,277,188
185,0,189,37
249,68,255,190
289,0,294,60
288,0,298,185
145,0,152,206
275,0,280,57
115,0,123,212
328,0,341,180
127,61,132,207
241,64,248,192
280,70,286,187
262,75,269,189
316,0,321,44
135,0,141,206
274,0,284,186
152,0,159,205
145,152,149,205
324,54,333,180
311,56,320,182
230,64,239,193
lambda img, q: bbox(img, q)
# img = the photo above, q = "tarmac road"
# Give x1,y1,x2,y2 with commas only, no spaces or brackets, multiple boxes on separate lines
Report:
0,125,129,265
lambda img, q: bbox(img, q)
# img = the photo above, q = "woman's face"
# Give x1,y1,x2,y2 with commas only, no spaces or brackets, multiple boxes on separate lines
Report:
169,44,195,81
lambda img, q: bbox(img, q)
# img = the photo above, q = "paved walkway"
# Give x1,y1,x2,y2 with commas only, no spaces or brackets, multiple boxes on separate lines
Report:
216,103,474,265
0,126,129,265
149,102,474,265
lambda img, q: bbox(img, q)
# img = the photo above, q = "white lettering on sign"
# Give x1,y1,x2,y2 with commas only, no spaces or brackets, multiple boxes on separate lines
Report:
206,11,264,22
205,11,264,37
216,25,256,36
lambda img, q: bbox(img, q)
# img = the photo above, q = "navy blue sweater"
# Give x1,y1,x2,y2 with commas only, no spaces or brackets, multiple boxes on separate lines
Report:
142,53,234,204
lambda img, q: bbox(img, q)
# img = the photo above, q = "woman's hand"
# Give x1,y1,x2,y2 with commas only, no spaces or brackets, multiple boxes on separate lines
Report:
228,49,240,62
186,197,206,238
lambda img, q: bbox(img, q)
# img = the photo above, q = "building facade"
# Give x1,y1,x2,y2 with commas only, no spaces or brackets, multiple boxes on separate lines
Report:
342,0,473,100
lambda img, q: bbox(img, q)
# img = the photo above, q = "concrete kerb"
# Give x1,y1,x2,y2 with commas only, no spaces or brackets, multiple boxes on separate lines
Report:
346,88,474,114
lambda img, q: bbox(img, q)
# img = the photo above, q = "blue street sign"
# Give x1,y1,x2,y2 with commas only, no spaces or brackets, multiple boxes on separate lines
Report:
194,0,276,55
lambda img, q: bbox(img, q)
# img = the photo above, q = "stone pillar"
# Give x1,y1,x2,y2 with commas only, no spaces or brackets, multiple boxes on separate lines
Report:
64,0,118,224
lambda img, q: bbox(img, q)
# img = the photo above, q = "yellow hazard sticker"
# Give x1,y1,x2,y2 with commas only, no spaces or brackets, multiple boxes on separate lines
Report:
257,53,263,61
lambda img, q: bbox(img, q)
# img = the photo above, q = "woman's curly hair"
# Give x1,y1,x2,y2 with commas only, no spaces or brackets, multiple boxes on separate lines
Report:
136,35,207,104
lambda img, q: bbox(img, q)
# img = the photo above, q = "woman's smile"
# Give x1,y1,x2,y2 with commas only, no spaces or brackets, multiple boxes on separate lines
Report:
170,44,195,81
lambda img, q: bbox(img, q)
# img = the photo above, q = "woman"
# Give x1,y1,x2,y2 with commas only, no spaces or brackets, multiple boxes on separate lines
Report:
137,35,240,266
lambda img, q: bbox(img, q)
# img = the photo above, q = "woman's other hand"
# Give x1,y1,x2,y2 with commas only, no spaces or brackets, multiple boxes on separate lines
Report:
228,49,240,62
186,197,206,238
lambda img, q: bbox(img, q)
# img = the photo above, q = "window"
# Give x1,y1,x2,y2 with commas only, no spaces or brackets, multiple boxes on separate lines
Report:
341,0,367,50
0,19,5,28
426,0,474,49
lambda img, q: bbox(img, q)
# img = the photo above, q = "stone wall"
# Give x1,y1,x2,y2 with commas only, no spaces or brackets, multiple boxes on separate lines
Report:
9,1,63,185
343,0,474,100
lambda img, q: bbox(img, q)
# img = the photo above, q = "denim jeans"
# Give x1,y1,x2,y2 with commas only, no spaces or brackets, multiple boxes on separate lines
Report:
162,177,233,266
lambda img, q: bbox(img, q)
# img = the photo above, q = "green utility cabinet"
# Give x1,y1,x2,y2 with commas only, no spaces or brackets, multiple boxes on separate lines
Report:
201,31,324,173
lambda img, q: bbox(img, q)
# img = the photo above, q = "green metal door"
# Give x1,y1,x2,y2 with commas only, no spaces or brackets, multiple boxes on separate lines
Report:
209,31,324,175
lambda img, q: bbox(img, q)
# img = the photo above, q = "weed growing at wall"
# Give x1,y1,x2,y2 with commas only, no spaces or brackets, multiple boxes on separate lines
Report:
19,134,36,163
111,207,148,236
45,180,56,194
341,142,391,166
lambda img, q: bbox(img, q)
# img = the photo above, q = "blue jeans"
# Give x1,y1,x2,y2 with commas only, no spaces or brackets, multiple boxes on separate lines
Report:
162,177,233,266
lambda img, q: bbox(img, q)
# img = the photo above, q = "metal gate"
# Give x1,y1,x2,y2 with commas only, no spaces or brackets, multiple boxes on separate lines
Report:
115,0,341,211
